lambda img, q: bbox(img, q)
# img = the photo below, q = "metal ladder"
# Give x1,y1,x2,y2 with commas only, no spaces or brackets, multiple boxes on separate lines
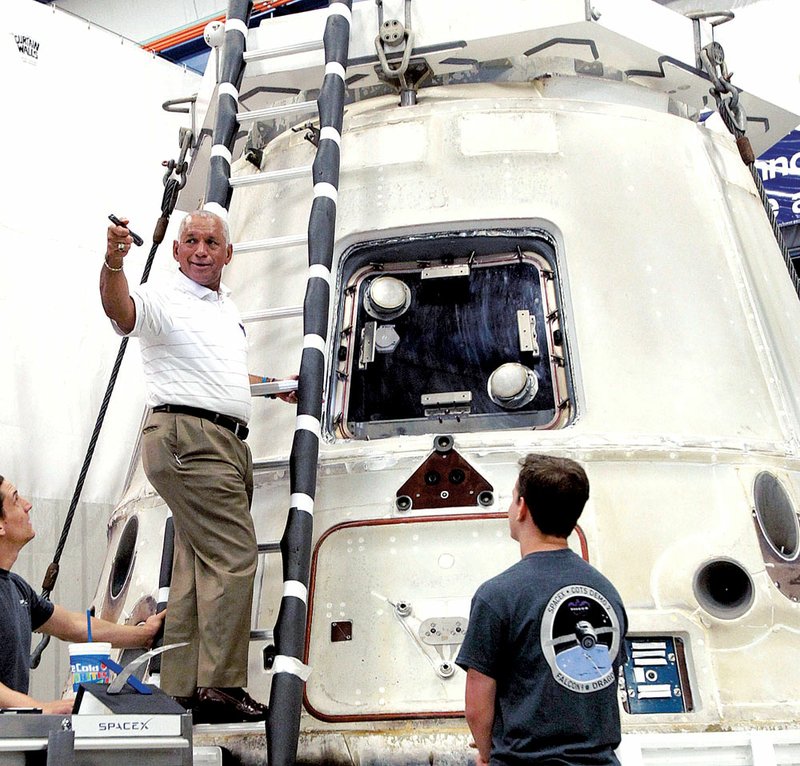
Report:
199,1,354,765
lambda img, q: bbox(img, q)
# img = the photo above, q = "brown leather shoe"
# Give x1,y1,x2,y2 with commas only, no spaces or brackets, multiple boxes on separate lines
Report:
192,687,267,724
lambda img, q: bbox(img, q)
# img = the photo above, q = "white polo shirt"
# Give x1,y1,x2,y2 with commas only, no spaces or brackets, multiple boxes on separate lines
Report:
119,270,251,423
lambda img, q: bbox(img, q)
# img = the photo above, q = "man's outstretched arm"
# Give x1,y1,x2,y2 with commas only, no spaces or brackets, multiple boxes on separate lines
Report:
40,605,165,648
0,681,73,715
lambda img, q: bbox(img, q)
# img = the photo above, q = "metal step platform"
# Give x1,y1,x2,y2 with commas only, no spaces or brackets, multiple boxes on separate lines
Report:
0,710,210,766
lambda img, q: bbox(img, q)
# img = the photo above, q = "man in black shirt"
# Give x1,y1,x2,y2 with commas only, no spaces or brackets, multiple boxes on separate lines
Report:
456,455,628,765
0,475,164,713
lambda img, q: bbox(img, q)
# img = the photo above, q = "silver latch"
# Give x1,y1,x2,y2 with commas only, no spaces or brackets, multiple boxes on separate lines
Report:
421,264,470,280
422,391,472,418
517,309,540,357
359,321,377,369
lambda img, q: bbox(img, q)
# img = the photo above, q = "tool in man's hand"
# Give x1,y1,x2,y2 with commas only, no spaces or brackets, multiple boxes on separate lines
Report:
108,214,144,246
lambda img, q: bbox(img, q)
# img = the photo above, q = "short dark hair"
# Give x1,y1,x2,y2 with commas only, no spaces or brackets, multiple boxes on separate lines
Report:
0,475,5,519
517,454,589,538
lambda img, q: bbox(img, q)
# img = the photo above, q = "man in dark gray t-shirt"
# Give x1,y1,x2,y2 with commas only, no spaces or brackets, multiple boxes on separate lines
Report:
456,454,628,766
0,568,55,698
0,475,164,713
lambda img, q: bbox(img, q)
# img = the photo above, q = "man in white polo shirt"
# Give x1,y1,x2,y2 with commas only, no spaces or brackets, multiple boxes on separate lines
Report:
100,210,295,723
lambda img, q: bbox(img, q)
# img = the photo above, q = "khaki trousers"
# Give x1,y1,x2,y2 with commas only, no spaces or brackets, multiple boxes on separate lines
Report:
142,411,256,697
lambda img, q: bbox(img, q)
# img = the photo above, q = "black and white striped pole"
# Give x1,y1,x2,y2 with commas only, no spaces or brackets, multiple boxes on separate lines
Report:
205,0,253,216
266,1,352,764
147,515,174,683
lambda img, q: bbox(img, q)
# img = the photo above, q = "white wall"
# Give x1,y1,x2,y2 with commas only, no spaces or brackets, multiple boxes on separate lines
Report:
713,0,800,115
53,0,225,43
2,0,199,700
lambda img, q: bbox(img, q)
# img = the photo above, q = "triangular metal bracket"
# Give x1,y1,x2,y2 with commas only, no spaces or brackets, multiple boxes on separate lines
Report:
395,435,493,511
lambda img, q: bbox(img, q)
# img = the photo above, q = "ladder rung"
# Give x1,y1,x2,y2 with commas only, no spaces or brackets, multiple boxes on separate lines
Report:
241,306,304,323
233,233,307,254
243,40,323,63
237,100,317,124
229,166,312,187
250,629,275,642
258,541,282,554
251,380,298,397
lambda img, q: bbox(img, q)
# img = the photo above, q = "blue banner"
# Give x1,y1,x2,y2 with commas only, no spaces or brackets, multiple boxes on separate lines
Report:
757,129,800,226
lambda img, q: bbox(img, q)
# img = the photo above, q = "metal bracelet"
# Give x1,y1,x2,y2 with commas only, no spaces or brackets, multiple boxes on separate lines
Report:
103,256,124,272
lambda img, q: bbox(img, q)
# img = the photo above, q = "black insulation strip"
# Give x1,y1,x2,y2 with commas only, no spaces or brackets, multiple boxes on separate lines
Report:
215,95,240,148
325,14,351,75
158,517,175,599
303,269,332,324
220,0,252,86
149,516,175,675
312,139,342,187
288,429,324,496
207,155,233,210
267,2,352,764
318,75,346,132
270,674,306,741
307,197,337,262
205,0,253,208
280,507,314,573
273,597,311,658
294,360,325,421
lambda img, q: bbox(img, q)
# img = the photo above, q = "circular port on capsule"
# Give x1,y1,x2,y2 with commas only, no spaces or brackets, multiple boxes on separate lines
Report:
425,471,441,486
754,472,799,561
477,491,494,508
487,363,538,409
693,558,754,619
395,495,412,513
110,516,139,600
449,468,465,485
434,435,454,453
364,276,411,320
